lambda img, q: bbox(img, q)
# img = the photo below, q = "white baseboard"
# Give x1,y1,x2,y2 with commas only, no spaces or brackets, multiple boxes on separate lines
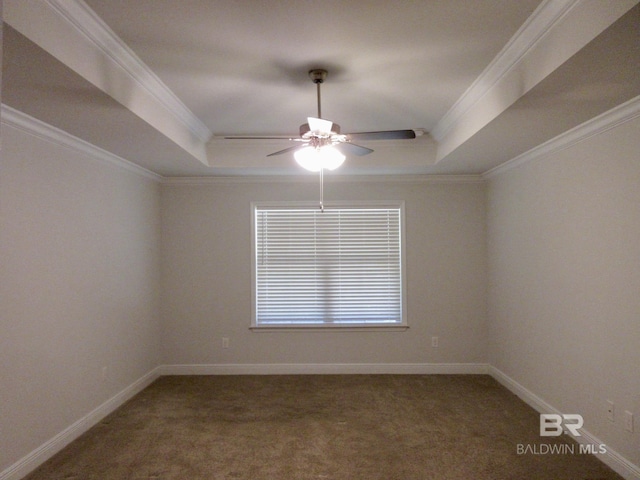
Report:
0,362,486,479
9,364,635,480
0,367,161,480
489,366,640,480
158,362,490,376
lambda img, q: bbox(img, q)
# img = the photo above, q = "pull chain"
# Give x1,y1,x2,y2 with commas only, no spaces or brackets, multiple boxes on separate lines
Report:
317,79,324,212
319,167,324,212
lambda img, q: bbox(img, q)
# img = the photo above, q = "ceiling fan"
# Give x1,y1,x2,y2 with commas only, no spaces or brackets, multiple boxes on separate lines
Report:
227,69,417,171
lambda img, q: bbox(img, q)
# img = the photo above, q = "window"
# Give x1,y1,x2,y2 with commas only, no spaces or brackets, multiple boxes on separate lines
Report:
252,202,406,329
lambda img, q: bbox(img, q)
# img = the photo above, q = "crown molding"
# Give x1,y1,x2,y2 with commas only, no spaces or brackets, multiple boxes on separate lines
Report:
483,95,640,179
44,0,211,143
431,0,638,166
431,0,576,142
1,105,163,182
161,173,484,186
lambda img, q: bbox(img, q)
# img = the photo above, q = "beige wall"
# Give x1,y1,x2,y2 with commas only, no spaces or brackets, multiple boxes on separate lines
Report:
0,120,162,471
486,116,640,466
160,177,487,368
4,104,639,477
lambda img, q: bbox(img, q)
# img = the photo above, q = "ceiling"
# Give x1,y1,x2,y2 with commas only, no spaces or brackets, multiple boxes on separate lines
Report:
2,0,639,177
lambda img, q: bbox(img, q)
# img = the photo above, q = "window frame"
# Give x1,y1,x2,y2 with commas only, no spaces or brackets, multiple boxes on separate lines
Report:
251,201,408,331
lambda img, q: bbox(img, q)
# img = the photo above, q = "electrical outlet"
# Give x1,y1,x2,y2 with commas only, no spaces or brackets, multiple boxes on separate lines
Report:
222,337,230,349
431,336,439,348
606,400,615,422
624,411,634,432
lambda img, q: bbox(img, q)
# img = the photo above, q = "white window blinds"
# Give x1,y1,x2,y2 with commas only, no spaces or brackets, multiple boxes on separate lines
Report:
253,204,404,327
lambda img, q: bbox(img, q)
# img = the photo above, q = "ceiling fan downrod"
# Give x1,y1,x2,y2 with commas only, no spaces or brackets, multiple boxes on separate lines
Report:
309,69,327,119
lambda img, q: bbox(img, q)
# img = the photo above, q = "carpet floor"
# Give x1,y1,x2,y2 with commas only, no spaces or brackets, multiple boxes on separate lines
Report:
24,375,623,480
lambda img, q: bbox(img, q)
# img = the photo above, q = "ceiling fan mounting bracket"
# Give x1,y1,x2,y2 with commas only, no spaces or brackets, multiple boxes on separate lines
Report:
309,69,328,84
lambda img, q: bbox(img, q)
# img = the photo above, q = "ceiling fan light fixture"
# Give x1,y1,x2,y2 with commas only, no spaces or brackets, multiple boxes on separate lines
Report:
246,68,419,170
294,145,345,172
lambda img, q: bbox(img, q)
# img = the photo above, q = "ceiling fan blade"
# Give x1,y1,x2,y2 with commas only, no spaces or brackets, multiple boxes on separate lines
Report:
308,117,334,134
346,130,416,141
266,144,304,157
334,142,374,156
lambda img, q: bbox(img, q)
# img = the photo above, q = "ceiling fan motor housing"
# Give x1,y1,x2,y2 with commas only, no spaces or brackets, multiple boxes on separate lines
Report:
299,122,341,138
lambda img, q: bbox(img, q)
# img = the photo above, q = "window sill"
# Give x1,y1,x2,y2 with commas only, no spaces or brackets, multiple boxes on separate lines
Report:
250,325,409,332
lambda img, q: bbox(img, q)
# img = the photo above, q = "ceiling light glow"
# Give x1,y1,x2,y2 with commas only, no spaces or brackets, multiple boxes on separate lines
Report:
294,146,345,172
